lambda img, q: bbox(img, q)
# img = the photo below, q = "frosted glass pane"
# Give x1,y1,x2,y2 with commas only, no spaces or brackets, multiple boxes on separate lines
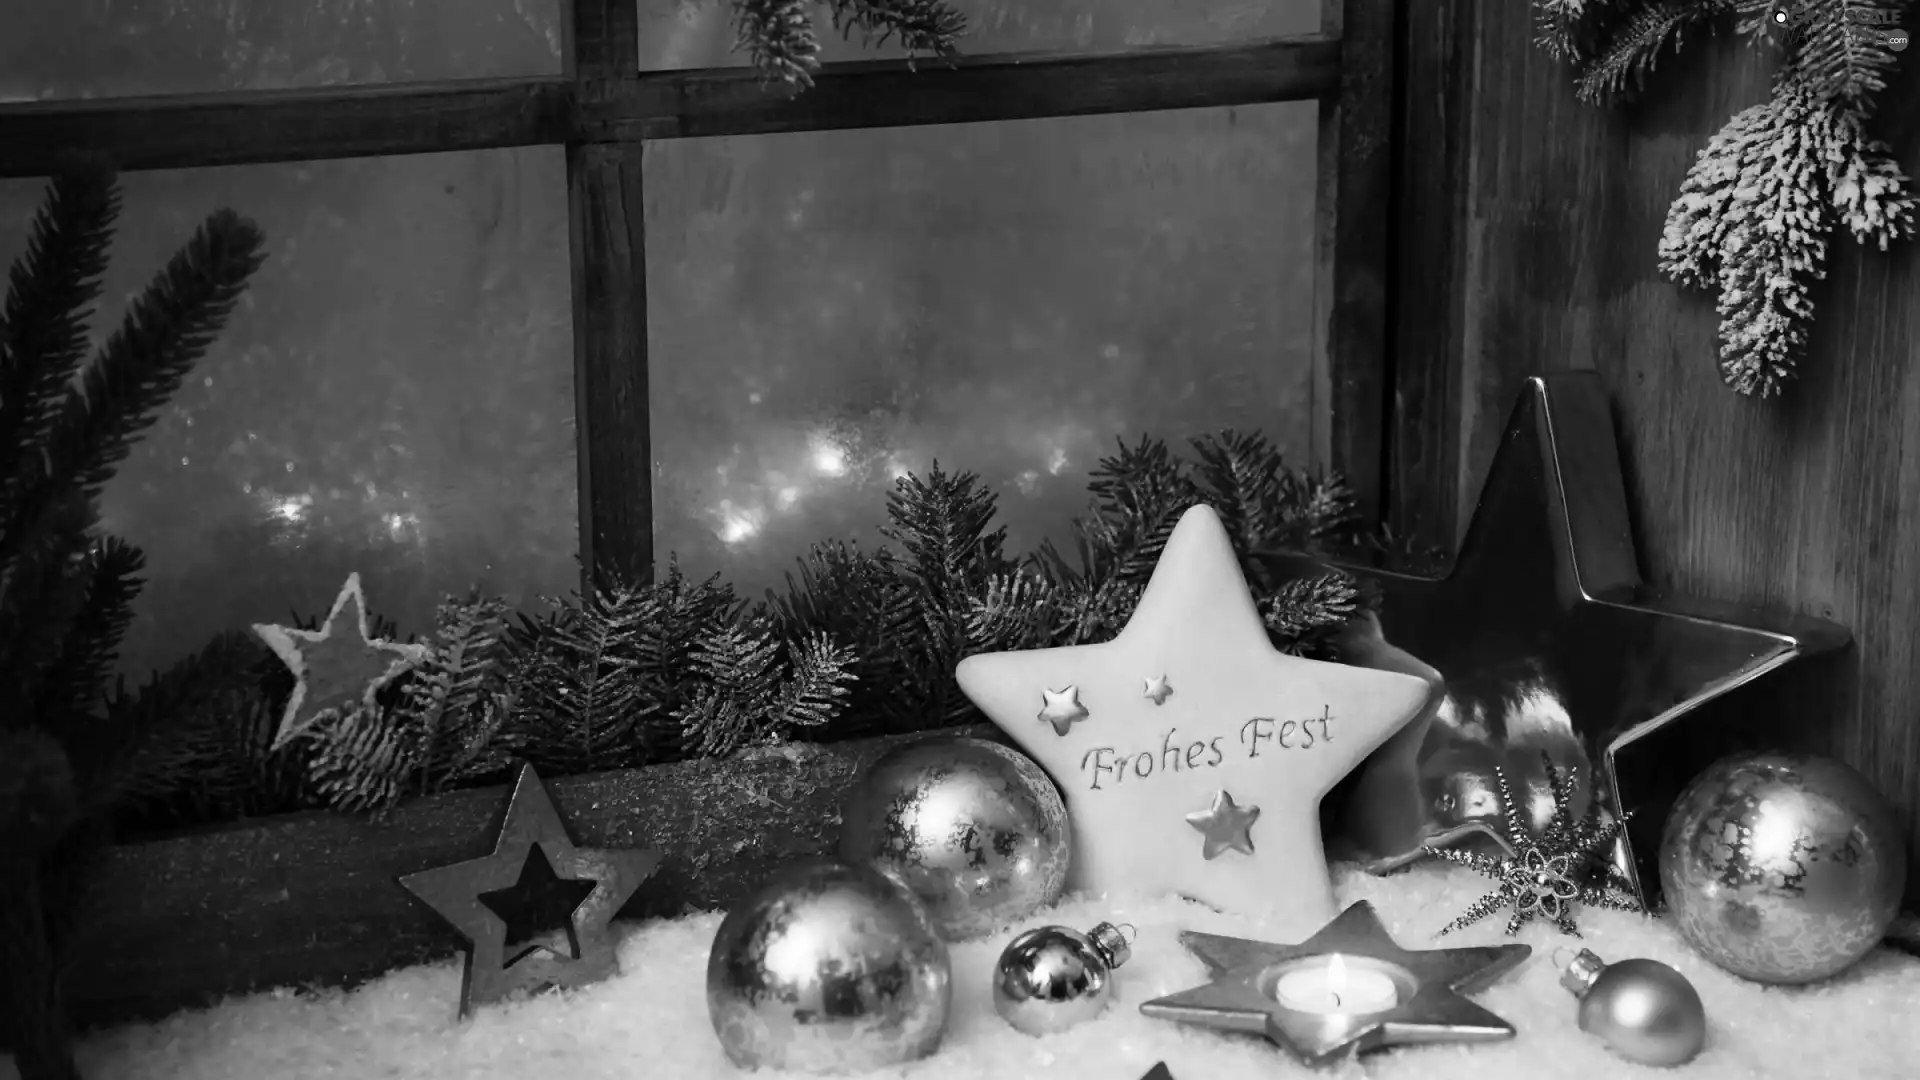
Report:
646,102,1319,601
0,148,577,682
1,0,562,100
638,0,1322,70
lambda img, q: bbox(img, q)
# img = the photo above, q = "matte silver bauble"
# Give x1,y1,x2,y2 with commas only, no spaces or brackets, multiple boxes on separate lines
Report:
1560,948,1707,1067
992,921,1132,1035
706,858,951,1074
839,736,1070,940
1659,751,1905,984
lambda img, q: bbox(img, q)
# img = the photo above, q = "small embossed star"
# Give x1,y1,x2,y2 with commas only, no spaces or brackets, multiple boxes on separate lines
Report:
1427,753,1642,937
1186,790,1260,860
1037,685,1090,735
1143,674,1173,705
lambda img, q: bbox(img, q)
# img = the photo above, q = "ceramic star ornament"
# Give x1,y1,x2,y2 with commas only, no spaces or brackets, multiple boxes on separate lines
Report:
253,572,430,750
398,763,661,1017
1140,900,1530,1066
1319,373,1849,905
955,505,1432,932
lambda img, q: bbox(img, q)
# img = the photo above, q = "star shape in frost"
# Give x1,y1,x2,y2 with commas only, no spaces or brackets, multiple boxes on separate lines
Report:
956,505,1432,930
1186,790,1259,860
253,572,430,750
1139,901,1529,1065
398,763,661,1017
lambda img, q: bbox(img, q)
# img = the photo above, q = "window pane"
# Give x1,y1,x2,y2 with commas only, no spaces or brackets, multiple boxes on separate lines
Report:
1,0,561,100
0,148,577,682
638,0,1322,70
646,102,1319,599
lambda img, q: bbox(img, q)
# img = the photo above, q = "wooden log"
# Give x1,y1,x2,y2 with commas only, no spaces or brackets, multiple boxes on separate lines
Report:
63,728,990,1030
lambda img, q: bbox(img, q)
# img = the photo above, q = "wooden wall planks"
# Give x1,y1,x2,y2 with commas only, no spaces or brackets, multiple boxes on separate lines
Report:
1402,2,1920,901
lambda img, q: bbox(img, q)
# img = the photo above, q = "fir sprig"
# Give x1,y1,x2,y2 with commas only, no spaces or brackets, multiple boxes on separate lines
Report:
731,0,967,88
0,174,265,1080
1533,0,1916,396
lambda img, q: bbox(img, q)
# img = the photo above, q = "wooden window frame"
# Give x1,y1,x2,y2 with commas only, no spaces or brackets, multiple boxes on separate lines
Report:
0,0,1402,587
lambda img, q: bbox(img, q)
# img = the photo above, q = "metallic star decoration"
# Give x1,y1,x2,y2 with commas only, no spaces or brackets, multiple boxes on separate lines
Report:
1325,374,1849,904
1427,753,1641,937
253,572,430,750
1143,674,1173,705
398,763,661,1017
1139,900,1530,1066
956,505,1431,932
1039,685,1091,735
1186,790,1260,860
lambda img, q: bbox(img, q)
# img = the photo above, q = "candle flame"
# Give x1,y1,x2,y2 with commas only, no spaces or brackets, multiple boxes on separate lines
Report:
1328,954,1348,994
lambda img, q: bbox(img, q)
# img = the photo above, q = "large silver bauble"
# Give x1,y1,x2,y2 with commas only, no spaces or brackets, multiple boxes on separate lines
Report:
706,858,952,1073
839,736,1070,940
1659,751,1906,984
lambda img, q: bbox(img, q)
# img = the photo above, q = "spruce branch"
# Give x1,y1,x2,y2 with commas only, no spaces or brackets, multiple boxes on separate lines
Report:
1573,1,1719,104
32,538,145,788
1658,76,1916,395
0,209,267,574
0,174,118,506
1786,1,1908,106
732,0,966,89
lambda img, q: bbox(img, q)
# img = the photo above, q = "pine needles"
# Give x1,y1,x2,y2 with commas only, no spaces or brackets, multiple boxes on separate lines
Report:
1533,0,1916,396
115,428,1371,826
732,0,968,88
0,173,267,1080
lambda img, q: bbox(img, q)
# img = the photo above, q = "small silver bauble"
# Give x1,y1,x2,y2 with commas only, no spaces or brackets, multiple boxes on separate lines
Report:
1559,947,1707,1067
839,736,1070,940
1658,751,1905,984
992,921,1133,1035
706,858,952,1074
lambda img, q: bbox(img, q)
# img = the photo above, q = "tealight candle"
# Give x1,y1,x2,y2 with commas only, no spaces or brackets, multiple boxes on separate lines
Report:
1273,954,1401,1015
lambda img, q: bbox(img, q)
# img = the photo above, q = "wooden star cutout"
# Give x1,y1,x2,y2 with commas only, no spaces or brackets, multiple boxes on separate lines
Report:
955,505,1431,931
1186,790,1259,860
398,763,661,1017
1324,374,1848,905
1139,900,1530,1066
253,572,430,750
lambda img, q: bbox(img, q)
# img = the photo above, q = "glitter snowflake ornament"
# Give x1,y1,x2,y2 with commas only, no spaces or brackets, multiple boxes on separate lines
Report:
1428,753,1642,937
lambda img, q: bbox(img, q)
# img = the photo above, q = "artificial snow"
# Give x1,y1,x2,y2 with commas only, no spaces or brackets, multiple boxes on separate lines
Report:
18,864,1920,1080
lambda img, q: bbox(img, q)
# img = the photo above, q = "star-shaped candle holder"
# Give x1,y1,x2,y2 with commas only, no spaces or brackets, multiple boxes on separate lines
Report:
1323,373,1849,904
398,763,661,1017
1140,900,1529,1067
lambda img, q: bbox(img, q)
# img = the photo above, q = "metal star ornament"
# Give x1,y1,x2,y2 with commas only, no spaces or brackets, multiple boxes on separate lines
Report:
398,763,661,1017
1321,373,1849,904
253,572,429,750
1428,753,1641,938
956,505,1431,933
1140,900,1530,1066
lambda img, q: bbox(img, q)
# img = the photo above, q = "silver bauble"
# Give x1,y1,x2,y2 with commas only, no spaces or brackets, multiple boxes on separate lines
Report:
706,858,952,1073
992,921,1132,1035
1560,948,1707,1067
1659,751,1906,984
839,736,1070,940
